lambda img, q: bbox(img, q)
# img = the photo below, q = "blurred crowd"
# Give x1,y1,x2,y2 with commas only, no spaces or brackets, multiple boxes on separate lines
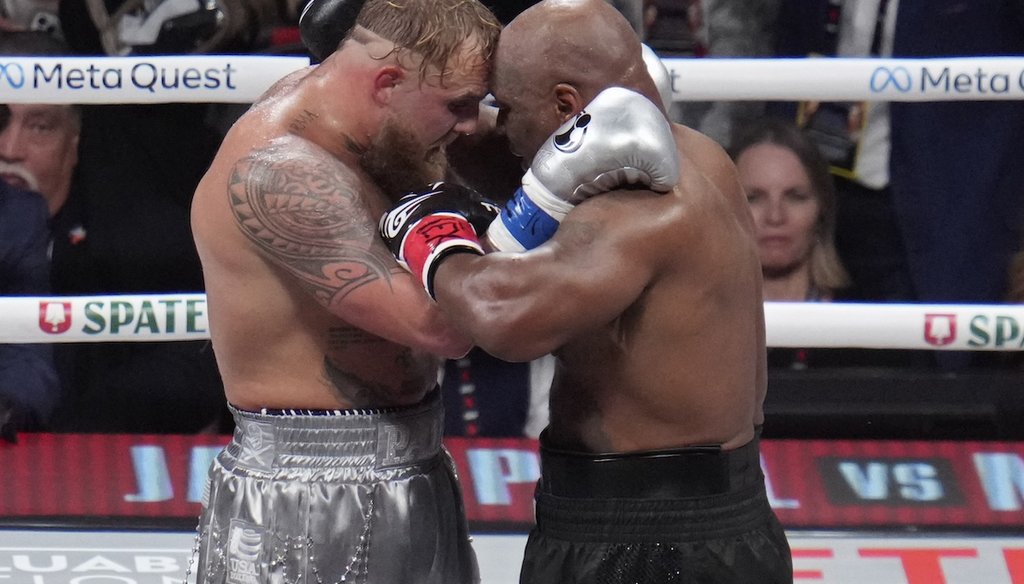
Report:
0,0,1021,440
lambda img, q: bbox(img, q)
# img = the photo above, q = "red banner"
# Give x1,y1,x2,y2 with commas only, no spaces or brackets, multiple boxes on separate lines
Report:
2,434,1023,530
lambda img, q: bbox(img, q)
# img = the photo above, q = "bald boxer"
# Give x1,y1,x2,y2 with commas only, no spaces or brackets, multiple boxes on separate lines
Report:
380,0,793,582
189,1,500,582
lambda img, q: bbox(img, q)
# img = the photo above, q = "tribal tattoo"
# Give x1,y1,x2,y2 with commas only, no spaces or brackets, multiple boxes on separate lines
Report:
228,142,400,306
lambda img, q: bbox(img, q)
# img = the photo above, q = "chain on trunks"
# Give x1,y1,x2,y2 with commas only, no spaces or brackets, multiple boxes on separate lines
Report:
188,390,478,584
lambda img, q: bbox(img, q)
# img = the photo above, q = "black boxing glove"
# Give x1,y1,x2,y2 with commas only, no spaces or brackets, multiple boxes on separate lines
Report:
299,0,368,62
379,182,500,299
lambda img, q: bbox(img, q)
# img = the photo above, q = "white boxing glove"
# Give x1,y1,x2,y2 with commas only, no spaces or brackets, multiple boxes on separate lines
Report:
642,43,674,111
486,86,680,252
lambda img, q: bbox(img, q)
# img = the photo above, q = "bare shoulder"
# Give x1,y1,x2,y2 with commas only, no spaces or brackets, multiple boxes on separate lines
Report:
668,124,751,234
248,65,315,112
226,135,397,307
675,125,741,194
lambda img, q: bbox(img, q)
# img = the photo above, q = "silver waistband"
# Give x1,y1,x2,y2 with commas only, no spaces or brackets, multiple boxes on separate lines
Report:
225,390,444,473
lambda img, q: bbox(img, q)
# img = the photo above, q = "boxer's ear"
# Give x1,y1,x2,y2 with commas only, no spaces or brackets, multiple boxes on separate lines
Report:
372,66,405,105
552,83,583,122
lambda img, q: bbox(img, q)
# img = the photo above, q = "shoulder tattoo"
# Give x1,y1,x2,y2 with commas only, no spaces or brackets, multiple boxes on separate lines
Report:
228,142,399,305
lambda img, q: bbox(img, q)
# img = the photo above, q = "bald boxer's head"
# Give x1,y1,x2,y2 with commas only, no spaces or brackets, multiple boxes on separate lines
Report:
491,0,665,163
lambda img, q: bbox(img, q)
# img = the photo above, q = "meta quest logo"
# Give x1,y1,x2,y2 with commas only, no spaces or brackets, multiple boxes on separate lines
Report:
870,63,1024,97
0,62,25,88
0,60,238,93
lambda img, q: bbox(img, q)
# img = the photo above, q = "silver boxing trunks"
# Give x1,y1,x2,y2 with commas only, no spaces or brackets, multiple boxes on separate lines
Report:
186,390,479,584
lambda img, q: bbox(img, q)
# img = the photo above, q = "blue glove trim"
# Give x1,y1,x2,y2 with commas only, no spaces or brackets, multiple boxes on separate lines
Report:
498,188,561,251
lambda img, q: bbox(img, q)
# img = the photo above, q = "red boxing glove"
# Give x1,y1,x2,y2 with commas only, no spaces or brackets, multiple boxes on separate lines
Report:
380,183,498,298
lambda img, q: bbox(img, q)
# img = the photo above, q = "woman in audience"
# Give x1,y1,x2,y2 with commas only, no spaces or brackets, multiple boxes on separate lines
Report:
732,118,849,302
732,119,932,371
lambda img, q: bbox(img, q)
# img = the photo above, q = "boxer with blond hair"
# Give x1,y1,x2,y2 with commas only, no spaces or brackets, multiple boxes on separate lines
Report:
189,0,500,581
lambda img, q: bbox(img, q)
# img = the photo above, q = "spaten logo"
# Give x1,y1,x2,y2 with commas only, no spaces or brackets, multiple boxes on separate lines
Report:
39,301,71,334
870,66,913,93
924,313,957,346
0,62,26,89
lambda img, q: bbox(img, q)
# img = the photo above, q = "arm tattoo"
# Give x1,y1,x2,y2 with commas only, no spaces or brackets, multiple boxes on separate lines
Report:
228,142,400,305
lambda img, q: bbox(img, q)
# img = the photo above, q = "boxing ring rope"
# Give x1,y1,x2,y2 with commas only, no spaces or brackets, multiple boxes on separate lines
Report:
2,295,1023,351
1,54,1021,352
3,55,1024,103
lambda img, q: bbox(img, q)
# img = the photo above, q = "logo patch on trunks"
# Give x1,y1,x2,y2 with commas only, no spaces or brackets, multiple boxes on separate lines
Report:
376,412,442,468
227,520,264,584
237,420,275,471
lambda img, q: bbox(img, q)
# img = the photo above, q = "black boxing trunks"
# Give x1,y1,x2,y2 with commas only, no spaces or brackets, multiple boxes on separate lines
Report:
186,389,479,584
520,429,793,584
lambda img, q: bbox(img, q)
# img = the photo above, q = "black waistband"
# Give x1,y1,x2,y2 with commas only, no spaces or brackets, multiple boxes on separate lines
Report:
538,432,764,499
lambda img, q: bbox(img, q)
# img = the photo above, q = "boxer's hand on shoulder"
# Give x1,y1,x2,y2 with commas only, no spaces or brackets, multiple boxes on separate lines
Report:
379,182,500,298
299,0,367,62
533,86,680,199
486,87,680,252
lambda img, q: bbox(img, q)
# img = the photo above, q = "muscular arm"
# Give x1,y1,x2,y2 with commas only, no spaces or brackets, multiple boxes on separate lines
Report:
432,189,664,361
229,138,471,357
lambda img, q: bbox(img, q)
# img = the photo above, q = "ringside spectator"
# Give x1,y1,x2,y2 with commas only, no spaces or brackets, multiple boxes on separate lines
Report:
0,29,227,434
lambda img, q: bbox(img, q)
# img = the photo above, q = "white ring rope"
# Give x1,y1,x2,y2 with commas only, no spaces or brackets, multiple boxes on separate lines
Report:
1,295,1022,351
0,55,310,104
661,56,1024,102
2,56,1024,103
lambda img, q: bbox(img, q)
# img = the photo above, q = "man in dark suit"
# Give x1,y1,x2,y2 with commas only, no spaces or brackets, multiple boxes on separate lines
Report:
0,176,61,441
773,0,1024,369
774,0,1024,306
0,31,227,433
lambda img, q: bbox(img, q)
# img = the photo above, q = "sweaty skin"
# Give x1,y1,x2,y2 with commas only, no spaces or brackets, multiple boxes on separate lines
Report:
192,30,489,410
433,0,767,453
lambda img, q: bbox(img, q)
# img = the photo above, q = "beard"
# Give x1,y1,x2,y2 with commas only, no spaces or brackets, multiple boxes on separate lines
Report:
360,116,448,201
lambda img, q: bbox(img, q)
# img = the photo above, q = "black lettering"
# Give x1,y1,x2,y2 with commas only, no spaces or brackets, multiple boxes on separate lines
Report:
223,63,237,90
921,67,949,92
33,63,61,88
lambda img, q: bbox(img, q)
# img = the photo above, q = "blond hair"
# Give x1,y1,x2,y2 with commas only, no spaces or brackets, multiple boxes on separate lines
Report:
355,0,501,86
731,118,851,297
